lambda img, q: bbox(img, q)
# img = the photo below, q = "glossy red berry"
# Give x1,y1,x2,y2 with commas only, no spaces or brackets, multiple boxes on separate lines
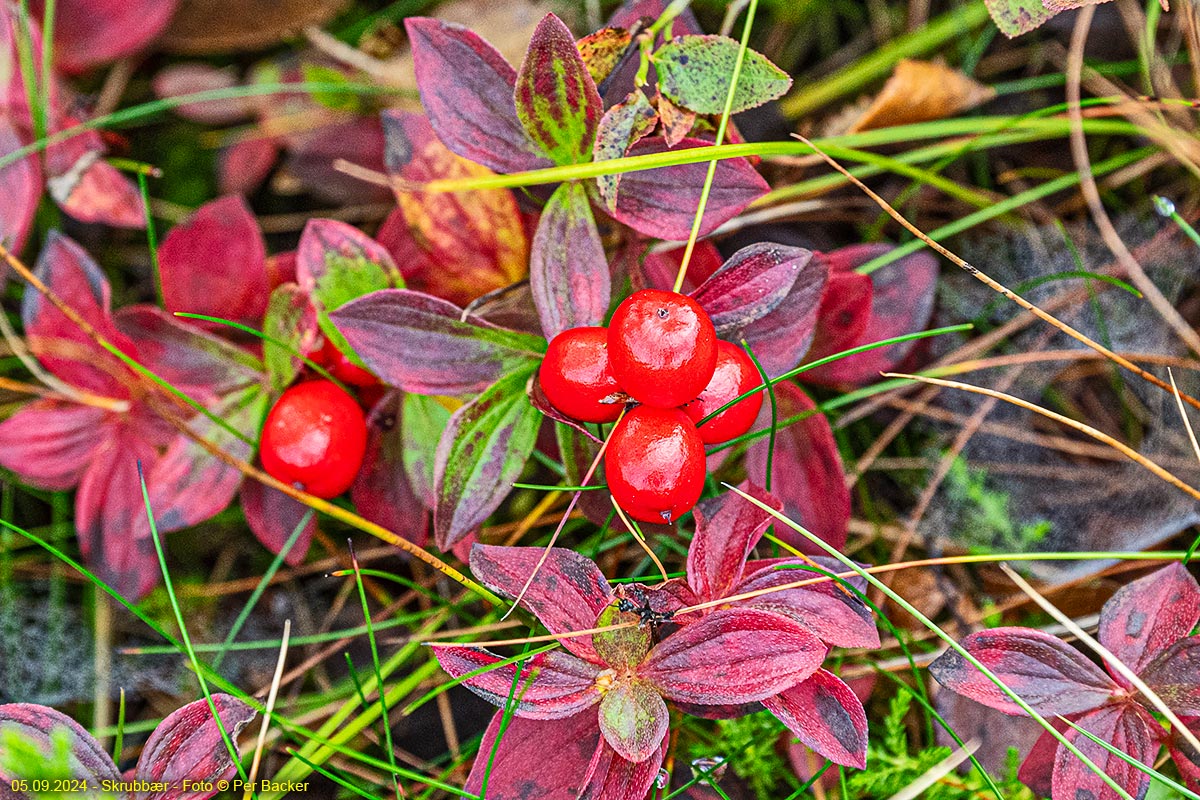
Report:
313,338,379,387
682,341,763,444
539,326,624,423
608,289,717,408
604,406,705,524
260,380,368,499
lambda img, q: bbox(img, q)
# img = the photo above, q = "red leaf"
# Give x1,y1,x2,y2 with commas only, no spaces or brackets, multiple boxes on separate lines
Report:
284,116,390,205
800,269,873,386
610,138,768,240
928,627,1119,716
1169,717,1200,791
218,137,279,196
1051,702,1159,800
113,305,263,400
1140,637,1200,715
23,231,138,397
31,0,177,74
146,387,262,533
380,111,528,306
803,245,938,386
687,482,781,600
405,17,551,175
594,90,658,208
158,195,269,326
351,391,429,547
1017,717,1070,797
0,703,120,782
608,0,703,35
735,561,880,649
764,668,868,768
470,544,612,662
153,63,249,125
641,608,825,706
515,13,603,165
530,181,609,337
737,249,829,376
1098,562,1200,676
744,382,850,553
598,680,669,763
44,129,144,228
690,244,811,335
435,646,602,719
464,710,607,800
75,422,162,600
0,399,105,490
330,289,544,395
0,117,40,254
640,241,725,294
240,480,315,565
134,694,256,800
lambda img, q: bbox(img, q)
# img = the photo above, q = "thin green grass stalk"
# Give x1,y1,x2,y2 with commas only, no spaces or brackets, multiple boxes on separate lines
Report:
137,172,165,308
344,653,370,707
328,567,450,605
779,1,991,119
481,634,539,797
174,312,349,393
698,323,972,427
212,510,314,671
347,543,402,797
855,147,1156,275
126,613,425,655
112,688,125,765
671,0,759,292
137,467,254,792
401,642,558,716
1062,718,1200,800
286,752,378,800
725,484,1136,800
513,482,606,491
15,1,46,145
37,0,54,145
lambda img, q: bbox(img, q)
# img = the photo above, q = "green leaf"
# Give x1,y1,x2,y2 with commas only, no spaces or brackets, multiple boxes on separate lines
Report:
654,35,792,115
434,367,542,548
262,283,314,396
301,64,361,112
402,393,452,507
983,0,1057,37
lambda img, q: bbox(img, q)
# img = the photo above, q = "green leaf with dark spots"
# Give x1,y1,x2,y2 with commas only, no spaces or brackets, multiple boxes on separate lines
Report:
654,35,791,115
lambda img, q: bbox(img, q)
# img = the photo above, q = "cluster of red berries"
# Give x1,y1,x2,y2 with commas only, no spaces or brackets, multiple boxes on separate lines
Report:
259,339,378,500
539,289,763,524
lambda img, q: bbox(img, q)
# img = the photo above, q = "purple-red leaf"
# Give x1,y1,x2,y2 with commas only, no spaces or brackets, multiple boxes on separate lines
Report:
0,703,119,783
1170,717,1200,791
641,608,825,706
296,218,401,300
44,129,145,229
763,668,868,768
736,250,829,376
32,0,177,74
351,391,429,547
589,737,669,800
0,117,39,255
380,110,528,306
610,137,768,240
464,710,607,800
146,387,263,533
240,480,316,565
594,90,658,209
530,180,610,338
735,561,880,649
800,269,873,386
153,63,249,125
158,195,269,326
690,244,810,335
803,245,938,386
435,646,602,719
687,482,781,601
598,680,669,763
0,400,105,490
331,289,544,396
433,368,542,549
745,382,850,553
1051,702,1159,800
405,17,550,175
1140,637,1200,715
470,544,612,662
76,421,162,600
608,0,703,35
133,694,256,800
515,13,602,166
23,231,138,397
1098,562,1200,675
928,627,1119,716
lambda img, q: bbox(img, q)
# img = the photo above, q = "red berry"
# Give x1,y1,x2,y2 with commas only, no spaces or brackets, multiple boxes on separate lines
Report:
682,341,763,444
260,380,368,499
608,289,717,408
539,327,624,423
313,339,378,387
604,406,705,524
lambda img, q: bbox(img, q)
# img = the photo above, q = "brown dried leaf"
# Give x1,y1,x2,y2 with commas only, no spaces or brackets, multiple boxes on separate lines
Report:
848,59,995,133
160,0,349,54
